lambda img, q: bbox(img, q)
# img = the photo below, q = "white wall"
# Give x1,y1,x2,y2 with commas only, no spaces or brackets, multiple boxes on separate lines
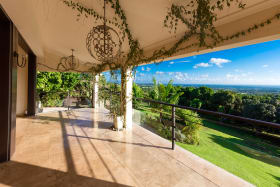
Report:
16,46,29,116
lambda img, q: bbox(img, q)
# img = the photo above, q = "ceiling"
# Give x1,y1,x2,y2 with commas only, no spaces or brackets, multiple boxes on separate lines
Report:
0,0,280,72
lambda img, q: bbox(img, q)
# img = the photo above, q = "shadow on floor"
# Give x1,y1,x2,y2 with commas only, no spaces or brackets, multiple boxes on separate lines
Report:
30,114,94,128
0,161,132,187
67,134,171,150
58,111,121,184
5,109,135,186
209,134,280,168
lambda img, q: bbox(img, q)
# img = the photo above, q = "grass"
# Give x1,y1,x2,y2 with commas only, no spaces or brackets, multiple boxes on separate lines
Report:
177,120,280,187
135,106,280,186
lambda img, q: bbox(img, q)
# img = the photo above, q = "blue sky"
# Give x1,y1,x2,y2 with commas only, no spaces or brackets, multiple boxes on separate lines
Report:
105,40,280,85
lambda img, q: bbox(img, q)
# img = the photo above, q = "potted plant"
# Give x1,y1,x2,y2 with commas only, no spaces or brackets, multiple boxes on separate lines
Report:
109,91,124,131
101,83,124,131
35,92,43,113
113,112,124,131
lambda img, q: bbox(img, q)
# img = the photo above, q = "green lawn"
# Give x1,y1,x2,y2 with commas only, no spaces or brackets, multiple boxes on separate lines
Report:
177,121,280,187
135,107,280,186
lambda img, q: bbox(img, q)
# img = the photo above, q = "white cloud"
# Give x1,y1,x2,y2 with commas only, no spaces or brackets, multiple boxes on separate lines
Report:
156,71,164,75
193,63,212,69
193,58,231,69
226,74,234,79
146,67,151,72
169,60,190,65
226,73,241,81
210,58,231,68
226,73,254,82
174,72,188,81
141,67,145,71
201,74,209,78
262,64,269,68
179,60,190,63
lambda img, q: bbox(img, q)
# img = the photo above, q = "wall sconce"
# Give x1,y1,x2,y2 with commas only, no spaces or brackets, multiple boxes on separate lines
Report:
14,51,27,68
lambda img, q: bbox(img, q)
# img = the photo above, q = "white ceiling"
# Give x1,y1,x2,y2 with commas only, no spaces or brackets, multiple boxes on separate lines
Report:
1,0,280,71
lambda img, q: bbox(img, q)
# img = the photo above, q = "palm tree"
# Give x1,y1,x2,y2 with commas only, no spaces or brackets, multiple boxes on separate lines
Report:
149,77,183,122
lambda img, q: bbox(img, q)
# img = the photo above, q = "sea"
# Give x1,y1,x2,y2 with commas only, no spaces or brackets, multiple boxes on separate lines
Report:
137,83,280,95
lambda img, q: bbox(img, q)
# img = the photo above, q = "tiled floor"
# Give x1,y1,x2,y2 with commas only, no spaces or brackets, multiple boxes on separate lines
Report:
0,108,253,187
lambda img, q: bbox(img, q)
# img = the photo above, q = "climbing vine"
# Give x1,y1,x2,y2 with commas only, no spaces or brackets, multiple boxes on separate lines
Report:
60,0,280,127
62,0,280,74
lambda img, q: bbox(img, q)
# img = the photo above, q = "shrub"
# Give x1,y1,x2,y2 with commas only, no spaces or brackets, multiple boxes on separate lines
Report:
176,109,202,145
41,93,64,107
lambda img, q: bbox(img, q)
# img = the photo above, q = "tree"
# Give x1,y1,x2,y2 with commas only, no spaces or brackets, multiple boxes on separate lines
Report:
179,86,214,109
61,72,80,92
36,72,94,107
210,90,236,113
243,103,277,122
178,87,195,106
190,98,202,109
196,87,214,109
176,108,202,145
132,83,144,109
149,77,183,122
36,72,62,93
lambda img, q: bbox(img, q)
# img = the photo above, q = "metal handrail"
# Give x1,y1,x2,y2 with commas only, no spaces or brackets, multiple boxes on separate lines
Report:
134,97,280,150
135,97,280,130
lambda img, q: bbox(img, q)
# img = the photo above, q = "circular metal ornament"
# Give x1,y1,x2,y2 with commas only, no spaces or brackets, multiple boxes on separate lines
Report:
86,25,122,63
57,51,79,72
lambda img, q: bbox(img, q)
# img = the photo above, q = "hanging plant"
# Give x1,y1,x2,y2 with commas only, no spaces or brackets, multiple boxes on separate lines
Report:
62,0,280,74
60,0,280,127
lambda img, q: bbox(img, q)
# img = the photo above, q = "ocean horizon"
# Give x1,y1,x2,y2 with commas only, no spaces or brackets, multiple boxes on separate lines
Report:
136,83,280,87
134,83,280,94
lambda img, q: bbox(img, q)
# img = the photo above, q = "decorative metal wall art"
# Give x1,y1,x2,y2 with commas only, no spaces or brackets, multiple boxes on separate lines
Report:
86,0,122,63
14,51,27,68
57,49,80,72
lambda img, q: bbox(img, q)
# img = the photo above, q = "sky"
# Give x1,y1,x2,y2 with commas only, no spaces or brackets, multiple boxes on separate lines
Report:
104,40,280,85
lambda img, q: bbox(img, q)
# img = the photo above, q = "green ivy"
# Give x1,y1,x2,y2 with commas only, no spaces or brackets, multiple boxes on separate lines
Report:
62,0,280,76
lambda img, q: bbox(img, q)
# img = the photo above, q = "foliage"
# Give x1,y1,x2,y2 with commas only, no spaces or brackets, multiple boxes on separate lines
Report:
148,77,183,125
243,103,277,122
135,81,280,137
210,90,237,113
99,80,122,118
179,86,214,108
132,83,143,109
37,71,93,107
62,0,280,76
149,77,183,105
40,93,64,107
36,72,63,93
190,98,202,109
178,86,280,134
133,78,201,144
61,0,280,128
176,108,202,145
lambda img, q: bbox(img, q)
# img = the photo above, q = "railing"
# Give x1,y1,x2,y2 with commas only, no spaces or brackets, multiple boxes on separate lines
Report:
135,97,280,150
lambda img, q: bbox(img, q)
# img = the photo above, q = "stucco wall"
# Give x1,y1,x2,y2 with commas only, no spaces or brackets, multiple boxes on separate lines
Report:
16,46,28,116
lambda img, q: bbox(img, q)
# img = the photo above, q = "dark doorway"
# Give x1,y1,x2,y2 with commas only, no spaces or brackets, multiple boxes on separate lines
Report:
0,6,17,162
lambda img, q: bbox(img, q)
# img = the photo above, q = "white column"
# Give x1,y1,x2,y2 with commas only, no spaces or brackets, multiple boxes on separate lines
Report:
93,74,99,109
126,68,133,130
121,68,133,130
